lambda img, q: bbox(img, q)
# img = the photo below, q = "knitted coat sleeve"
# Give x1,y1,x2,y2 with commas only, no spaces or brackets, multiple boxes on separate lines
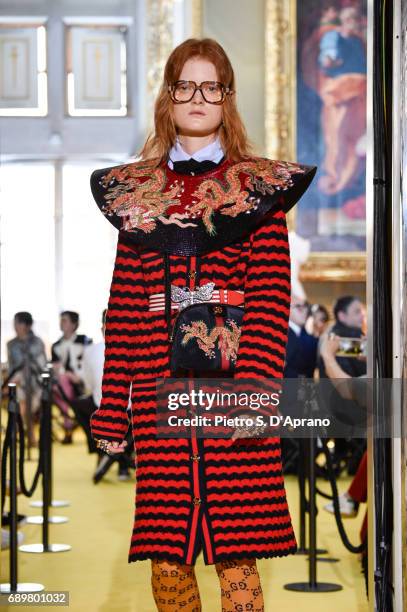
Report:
231,208,291,421
90,235,146,443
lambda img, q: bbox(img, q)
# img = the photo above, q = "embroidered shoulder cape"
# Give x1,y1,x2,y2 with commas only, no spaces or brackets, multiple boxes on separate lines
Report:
90,156,317,255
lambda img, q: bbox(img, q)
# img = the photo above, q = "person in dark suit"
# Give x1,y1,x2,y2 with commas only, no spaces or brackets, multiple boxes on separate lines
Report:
284,295,318,379
282,295,318,474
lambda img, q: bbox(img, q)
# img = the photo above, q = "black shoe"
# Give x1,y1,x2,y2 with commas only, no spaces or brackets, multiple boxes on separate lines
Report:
61,432,73,445
93,454,117,484
2,512,27,527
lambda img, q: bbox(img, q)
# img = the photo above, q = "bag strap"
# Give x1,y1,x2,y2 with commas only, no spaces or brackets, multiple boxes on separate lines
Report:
164,252,172,340
187,253,202,288
163,253,202,342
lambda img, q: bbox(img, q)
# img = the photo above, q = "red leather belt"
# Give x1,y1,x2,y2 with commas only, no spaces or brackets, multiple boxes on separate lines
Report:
148,286,244,312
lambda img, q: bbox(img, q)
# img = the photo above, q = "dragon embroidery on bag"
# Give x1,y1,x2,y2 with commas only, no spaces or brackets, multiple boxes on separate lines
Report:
99,158,306,236
179,319,241,362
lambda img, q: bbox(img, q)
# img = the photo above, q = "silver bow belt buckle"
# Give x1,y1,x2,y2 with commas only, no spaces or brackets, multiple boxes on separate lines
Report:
171,282,216,312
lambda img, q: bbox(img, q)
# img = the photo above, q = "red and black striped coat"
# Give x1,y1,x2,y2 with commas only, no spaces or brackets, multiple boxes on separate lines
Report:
90,165,299,565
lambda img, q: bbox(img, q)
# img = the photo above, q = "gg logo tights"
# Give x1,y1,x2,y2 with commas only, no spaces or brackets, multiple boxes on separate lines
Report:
151,558,265,611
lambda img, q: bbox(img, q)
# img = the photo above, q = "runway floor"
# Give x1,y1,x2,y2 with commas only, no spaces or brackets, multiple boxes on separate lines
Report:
1,430,369,612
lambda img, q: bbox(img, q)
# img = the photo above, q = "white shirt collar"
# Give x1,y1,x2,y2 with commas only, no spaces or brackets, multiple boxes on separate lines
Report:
289,321,302,337
168,136,224,168
62,332,77,344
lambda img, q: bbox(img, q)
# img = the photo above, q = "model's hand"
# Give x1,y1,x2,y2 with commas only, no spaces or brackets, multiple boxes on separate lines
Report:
356,336,367,361
320,333,341,359
96,439,128,454
231,414,267,440
107,440,128,454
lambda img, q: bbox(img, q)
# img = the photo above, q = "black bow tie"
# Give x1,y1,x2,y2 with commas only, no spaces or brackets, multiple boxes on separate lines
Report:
171,157,222,175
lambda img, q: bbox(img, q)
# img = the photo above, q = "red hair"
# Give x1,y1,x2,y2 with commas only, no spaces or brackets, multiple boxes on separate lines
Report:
139,38,253,163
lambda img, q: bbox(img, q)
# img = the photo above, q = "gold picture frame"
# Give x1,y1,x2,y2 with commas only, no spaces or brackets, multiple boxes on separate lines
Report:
146,0,202,124
264,0,366,282
191,0,203,37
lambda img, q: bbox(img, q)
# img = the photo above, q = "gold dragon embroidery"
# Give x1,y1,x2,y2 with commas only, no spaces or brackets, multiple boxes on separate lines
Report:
100,158,305,235
188,158,303,235
180,319,241,362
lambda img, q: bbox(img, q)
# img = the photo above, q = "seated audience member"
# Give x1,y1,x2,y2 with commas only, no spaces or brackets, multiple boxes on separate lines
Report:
318,295,367,473
319,295,366,378
6,312,47,447
281,295,318,474
319,332,367,542
51,311,92,444
306,303,330,338
284,295,318,379
71,310,133,482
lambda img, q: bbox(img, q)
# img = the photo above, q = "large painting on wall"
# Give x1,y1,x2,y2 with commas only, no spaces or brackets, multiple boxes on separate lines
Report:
189,0,367,279
295,0,367,253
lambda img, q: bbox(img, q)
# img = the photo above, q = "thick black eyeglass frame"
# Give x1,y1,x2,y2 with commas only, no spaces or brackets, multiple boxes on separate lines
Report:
167,80,233,105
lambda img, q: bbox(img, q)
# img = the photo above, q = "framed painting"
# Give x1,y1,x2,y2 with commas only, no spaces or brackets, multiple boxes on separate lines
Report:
147,0,366,281
264,0,367,281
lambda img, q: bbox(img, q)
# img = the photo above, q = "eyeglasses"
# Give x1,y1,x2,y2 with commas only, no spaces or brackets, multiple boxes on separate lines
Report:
168,80,233,105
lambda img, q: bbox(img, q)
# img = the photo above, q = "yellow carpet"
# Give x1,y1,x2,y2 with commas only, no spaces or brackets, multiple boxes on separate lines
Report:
1,430,368,612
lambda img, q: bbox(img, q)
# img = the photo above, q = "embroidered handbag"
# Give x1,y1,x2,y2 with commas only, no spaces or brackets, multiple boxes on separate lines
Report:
162,253,244,375
169,301,244,374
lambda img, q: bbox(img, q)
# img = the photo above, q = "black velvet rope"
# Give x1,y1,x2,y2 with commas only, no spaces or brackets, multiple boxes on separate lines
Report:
320,437,366,554
17,411,43,497
1,394,47,518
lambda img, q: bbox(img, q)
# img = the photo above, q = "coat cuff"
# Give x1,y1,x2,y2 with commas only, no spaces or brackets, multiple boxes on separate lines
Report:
90,409,129,443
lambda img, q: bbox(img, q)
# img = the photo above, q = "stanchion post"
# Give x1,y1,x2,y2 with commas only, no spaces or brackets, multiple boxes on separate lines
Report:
28,364,70,510
41,373,51,551
19,373,71,554
308,433,317,586
46,364,54,505
0,384,45,594
8,384,18,592
296,438,328,555
295,385,327,557
285,382,342,593
27,365,69,517
298,438,307,552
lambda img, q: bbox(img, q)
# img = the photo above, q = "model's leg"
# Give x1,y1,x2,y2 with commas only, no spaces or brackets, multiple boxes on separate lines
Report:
151,559,202,612
215,558,264,612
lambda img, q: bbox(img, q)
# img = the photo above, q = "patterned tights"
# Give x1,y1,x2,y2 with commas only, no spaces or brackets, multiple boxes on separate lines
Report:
151,558,264,612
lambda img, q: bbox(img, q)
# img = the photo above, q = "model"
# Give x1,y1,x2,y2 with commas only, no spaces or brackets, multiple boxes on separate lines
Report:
90,37,316,612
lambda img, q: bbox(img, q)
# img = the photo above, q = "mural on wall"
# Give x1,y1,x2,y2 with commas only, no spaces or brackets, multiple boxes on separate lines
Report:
296,0,367,252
